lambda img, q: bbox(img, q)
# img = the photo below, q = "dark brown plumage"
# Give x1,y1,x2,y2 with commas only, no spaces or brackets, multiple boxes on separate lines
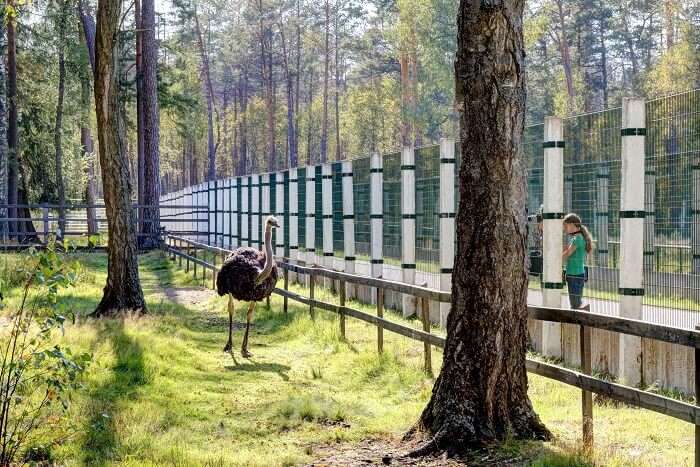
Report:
216,247,278,302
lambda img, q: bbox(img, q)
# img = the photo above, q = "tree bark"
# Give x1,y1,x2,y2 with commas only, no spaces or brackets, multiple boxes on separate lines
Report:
555,0,575,113
140,0,161,248
7,1,18,239
0,14,8,238
93,0,146,316
280,27,297,168
78,3,98,235
54,0,68,239
334,2,340,160
320,0,329,163
238,67,248,175
406,0,549,456
135,0,145,235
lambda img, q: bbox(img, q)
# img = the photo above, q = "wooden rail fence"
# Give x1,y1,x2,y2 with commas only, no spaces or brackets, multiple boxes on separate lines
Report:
163,234,700,465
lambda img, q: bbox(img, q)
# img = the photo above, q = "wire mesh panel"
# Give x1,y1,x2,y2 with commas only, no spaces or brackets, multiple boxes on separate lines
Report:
383,152,401,265
332,162,344,257
416,145,440,280
298,167,306,253
284,171,290,258
525,123,544,293
270,173,277,248
353,156,371,260
315,165,323,253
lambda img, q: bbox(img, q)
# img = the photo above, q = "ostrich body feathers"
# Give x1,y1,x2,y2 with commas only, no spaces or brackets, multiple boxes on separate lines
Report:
216,247,278,302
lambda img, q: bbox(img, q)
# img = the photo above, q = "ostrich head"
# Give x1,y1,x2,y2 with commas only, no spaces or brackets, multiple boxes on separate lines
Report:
266,216,281,229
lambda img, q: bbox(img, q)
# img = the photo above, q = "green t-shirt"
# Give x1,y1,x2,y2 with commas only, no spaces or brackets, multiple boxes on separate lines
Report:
566,234,586,276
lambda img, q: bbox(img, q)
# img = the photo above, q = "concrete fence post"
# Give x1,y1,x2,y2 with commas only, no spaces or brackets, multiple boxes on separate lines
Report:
342,160,356,298
231,177,239,249
276,171,286,261
439,139,456,328
693,156,700,273
216,179,223,246
306,167,317,267
251,174,260,250
370,152,384,301
644,169,656,272
289,168,299,282
618,97,646,387
542,116,565,358
596,165,610,267
262,173,271,240
322,164,334,277
401,145,416,317
241,176,249,247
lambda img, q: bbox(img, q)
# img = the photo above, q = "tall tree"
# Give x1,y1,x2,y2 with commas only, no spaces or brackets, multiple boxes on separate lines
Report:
135,0,145,232
405,0,549,455
53,0,69,239
0,6,7,238
140,0,162,247
320,0,330,162
6,0,18,239
93,0,146,315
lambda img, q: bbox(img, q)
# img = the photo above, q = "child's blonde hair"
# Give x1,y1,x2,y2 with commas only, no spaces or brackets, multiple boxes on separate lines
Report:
563,213,593,254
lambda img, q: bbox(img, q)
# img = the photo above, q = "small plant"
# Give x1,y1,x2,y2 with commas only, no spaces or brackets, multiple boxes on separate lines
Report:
310,365,323,380
0,242,90,464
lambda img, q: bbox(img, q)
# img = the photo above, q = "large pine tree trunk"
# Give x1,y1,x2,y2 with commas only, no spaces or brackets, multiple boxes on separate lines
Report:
406,0,549,456
140,0,161,248
7,1,18,239
135,0,145,234
93,0,146,316
54,0,68,239
0,15,8,238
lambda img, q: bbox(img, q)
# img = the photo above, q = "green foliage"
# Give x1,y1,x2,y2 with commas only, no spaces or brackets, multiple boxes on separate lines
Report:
0,241,90,464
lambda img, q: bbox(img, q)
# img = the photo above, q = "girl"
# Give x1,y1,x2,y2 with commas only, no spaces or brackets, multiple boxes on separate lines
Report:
562,213,593,310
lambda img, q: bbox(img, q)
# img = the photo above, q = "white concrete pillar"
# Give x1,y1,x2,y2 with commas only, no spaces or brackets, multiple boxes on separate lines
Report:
618,97,646,387
370,153,383,284
305,167,316,266
596,165,610,267
223,178,230,248
251,174,260,250
439,139,456,327
275,171,286,259
241,176,249,247
401,146,417,318
542,117,565,359
289,168,299,281
692,156,700,273
322,164,334,270
231,177,239,249
217,179,224,246
644,169,656,271
342,161,356,297
262,173,271,242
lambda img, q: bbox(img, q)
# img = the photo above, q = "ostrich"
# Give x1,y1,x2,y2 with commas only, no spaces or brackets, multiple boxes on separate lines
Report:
216,215,280,357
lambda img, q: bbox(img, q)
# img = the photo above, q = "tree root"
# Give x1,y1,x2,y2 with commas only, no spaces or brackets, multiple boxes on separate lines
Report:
407,428,448,458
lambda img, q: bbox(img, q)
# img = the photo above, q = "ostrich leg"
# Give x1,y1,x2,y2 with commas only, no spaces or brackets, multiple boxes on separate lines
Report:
223,295,234,353
241,302,255,358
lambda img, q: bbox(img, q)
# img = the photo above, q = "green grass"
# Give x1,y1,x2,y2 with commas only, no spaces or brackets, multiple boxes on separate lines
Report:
0,251,694,466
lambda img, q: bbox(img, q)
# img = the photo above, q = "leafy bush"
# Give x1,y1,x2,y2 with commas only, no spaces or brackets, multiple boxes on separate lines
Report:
0,242,90,464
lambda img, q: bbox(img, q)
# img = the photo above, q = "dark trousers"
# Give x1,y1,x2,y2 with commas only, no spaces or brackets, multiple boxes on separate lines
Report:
566,274,586,309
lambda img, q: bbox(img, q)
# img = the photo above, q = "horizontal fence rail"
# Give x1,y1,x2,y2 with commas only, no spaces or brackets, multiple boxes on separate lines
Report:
162,233,700,464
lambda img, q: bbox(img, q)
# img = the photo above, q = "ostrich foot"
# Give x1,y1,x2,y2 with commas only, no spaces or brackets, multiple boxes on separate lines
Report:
223,341,233,353
241,348,253,358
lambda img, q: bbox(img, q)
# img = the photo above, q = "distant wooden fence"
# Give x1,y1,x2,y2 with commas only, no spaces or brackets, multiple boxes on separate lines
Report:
163,233,700,464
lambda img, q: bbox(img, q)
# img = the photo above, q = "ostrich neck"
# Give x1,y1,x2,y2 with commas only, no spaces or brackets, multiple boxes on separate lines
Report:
256,227,274,284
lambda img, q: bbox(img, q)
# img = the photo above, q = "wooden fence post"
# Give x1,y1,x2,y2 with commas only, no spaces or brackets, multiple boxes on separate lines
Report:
178,239,182,267
581,324,593,451
186,242,190,273
377,287,384,353
421,296,432,376
339,279,346,339
309,270,315,320
42,205,49,244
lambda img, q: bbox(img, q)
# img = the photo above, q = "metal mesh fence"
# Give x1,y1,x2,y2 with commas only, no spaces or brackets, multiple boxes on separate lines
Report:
383,152,401,266
353,157,371,260
332,162,344,257
297,167,306,252
315,166,323,253
416,145,440,283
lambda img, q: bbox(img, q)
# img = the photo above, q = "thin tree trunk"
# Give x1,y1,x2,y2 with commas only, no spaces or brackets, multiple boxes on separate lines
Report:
135,0,145,234
79,3,98,235
194,6,219,181
280,28,297,168
7,0,18,239
54,0,68,239
406,0,549,455
268,44,276,171
555,0,575,113
140,0,161,247
295,0,301,157
334,3,340,160
307,68,314,165
93,0,146,316
238,67,248,175
0,15,8,238
320,0,329,163
599,19,608,108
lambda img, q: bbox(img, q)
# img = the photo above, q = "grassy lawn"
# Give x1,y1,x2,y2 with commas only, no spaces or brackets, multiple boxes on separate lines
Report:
0,251,694,466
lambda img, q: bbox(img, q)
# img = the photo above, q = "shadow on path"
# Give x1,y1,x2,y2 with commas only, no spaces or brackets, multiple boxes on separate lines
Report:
225,359,291,381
